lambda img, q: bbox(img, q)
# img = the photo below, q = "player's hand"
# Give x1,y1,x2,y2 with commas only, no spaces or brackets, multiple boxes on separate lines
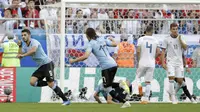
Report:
16,54,24,59
69,58,75,64
17,40,22,47
186,68,191,74
108,37,114,41
162,64,167,70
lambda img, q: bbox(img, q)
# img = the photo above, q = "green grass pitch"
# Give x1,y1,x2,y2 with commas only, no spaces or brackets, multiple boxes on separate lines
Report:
0,103,199,112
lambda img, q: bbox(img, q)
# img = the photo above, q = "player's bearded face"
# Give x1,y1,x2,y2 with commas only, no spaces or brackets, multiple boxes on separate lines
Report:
170,27,178,37
22,32,29,42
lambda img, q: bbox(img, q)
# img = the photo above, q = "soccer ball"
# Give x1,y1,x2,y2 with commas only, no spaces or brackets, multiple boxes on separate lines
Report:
4,87,12,95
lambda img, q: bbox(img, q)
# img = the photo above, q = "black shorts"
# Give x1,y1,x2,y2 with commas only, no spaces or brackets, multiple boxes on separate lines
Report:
102,66,118,88
32,61,54,82
115,87,127,100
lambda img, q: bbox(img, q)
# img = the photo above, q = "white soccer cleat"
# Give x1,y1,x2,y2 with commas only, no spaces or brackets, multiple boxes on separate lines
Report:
191,98,197,104
119,80,130,95
121,101,131,108
171,95,178,104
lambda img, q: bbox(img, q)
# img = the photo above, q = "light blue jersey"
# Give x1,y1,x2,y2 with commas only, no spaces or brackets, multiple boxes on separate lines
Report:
86,36,117,70
22,39,51,67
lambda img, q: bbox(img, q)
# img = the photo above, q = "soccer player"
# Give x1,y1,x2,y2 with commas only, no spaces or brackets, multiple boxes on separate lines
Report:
161,23,187,104
173,53,197,103
136,25,160,104
17,29,70,105
94,81,132,104
69,28,131,108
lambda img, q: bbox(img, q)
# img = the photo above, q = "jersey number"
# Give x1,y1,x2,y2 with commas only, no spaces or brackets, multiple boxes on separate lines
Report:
146,42,152,53
99,45,107,56
174,44,178,49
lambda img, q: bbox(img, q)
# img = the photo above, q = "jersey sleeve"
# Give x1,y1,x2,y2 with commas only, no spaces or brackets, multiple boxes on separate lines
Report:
31,40,40,48
85,42,92,53
160,37,167,49
137,38,142,47
114,45,119,53
105,39,112,46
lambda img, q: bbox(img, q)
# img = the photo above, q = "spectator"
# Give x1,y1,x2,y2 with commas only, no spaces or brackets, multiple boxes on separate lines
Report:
39,0,58,31
113,34,135,68
98,9,108,19
25,0,40,28
10,0,26,27
0,32,20,67
121,9,141,35
0,8,17,32
73,9,87,34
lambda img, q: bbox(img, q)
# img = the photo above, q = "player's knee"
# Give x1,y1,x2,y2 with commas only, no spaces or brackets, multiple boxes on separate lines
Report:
176,78,184,84
145,81,151,84
30,81,35,86
168,76,175,80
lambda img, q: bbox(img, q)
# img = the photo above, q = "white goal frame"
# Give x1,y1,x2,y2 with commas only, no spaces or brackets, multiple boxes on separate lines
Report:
59,0,200,91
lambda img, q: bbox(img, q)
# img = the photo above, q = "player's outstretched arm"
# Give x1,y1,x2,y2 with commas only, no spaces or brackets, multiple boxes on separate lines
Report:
161,48,167,70
69,51,91,64
108,37,117,47
178,35,187,50
17,46,38,58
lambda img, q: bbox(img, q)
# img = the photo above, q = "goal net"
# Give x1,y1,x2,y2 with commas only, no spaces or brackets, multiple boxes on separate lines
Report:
44,1,200,103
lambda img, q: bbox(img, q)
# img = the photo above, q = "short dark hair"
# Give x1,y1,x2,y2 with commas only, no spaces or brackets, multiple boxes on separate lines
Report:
145,25,153,33
170,23,178,29
86,28,97,40
21,29,31,35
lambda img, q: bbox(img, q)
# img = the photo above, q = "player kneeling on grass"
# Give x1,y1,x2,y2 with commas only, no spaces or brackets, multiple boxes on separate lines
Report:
17,29,70,105
69,28,131,108
136,25,161,104
94,80,132,104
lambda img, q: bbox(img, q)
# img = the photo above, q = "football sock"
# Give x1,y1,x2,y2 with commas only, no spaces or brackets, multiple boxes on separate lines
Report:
169,80,175,95
34,80,48,87
175,83,181,93
145,83,151,100
53,86,68,101
182,86,192,100
109,90,126,103
112,82,119,88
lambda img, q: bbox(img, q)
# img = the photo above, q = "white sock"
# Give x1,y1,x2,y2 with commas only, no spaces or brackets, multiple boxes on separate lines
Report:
169,80,175,95
175,83,181,93
145,83,151,100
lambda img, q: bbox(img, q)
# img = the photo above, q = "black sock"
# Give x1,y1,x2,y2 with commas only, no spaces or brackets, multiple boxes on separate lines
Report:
36,81,48,87
53,86,68,101
109,90,126,103
112,83,119,88
182,86,192,100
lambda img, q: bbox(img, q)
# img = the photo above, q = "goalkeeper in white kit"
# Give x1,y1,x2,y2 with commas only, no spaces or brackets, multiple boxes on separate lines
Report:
136,25,160,104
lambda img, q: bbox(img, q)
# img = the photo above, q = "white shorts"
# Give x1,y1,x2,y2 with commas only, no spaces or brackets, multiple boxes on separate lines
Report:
167,64,184,78
136,67,154,82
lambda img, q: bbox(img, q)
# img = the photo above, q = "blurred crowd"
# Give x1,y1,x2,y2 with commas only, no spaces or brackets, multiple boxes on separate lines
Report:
0,0,200,35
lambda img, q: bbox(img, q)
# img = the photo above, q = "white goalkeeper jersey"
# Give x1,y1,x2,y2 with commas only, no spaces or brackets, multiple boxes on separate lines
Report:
137,36,159,67
161,35,186,66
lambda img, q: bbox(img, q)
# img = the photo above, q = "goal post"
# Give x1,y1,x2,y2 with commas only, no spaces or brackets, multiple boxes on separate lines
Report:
44,0,200,102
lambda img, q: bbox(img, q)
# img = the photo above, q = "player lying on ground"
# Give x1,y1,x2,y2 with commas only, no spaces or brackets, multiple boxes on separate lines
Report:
136,25,161,104
94,80,132,104
17,29,70,105
161,23,187,104
69,28,131,108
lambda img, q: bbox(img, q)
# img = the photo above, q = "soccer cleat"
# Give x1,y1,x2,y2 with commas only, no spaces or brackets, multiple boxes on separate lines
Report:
121,101,131,108
171,95,178,104
62,100,70,105
191,98,197,104
119,80,130,95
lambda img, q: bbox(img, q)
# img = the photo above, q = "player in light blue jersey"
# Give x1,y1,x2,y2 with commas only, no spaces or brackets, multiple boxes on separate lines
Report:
70,28,131,108
17,29,70,105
